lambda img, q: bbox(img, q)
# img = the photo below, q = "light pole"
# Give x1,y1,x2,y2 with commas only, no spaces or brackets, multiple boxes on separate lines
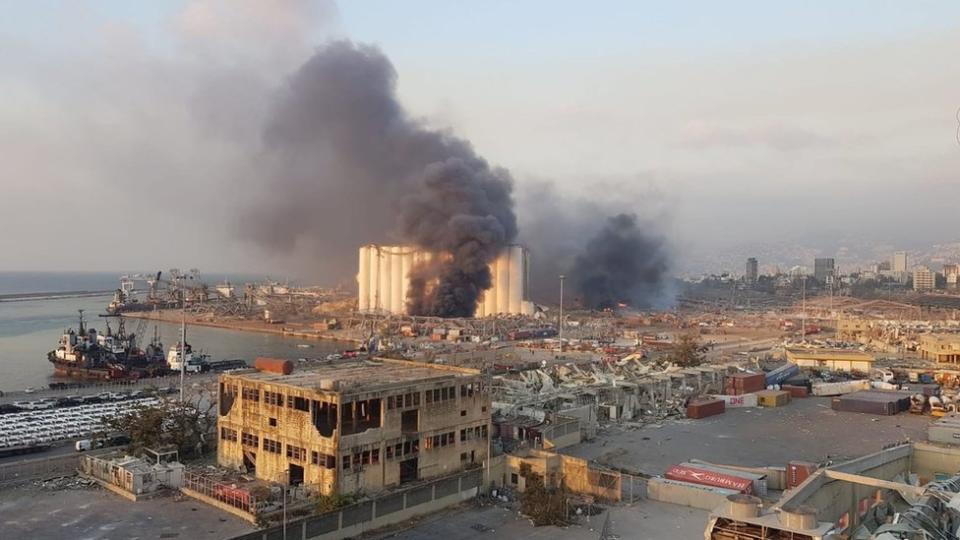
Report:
282,469,289,540
558,275,565,354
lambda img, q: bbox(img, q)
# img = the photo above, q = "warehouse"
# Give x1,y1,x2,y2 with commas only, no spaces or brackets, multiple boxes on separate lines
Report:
918,334,960,364
357,244,534,316
217,359,491,496
784,348,875,372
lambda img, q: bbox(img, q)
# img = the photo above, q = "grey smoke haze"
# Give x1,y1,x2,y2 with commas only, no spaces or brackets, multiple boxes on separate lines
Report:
517,180,674,308
244,41,517,316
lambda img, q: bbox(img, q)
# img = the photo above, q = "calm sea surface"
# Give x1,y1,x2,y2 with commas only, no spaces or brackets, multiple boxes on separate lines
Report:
0,272,345,392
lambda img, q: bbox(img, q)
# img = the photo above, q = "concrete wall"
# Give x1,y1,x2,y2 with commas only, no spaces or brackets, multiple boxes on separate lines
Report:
647,477,737,510
228,469,483,540
911,442,960,483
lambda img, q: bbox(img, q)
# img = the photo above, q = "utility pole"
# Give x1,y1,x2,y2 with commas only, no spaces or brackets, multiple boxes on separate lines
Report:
179,278,186,403
801,276,807,343
558,275,565,354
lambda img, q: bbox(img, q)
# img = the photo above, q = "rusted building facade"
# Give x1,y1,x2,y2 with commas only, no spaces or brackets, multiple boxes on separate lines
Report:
217,359,490,495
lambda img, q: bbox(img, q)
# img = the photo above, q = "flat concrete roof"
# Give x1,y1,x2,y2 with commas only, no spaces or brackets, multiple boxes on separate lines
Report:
225,358,478,395
785,347,875,361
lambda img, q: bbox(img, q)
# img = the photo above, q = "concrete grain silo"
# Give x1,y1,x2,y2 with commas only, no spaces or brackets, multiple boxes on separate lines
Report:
357,244,532,316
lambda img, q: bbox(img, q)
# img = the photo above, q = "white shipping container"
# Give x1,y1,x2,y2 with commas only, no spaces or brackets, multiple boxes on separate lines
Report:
812,380,871,396
711,393,759,408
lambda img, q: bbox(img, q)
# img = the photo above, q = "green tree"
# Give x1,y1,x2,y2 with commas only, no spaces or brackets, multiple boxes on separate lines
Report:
669,334,705,368
103,383,217,457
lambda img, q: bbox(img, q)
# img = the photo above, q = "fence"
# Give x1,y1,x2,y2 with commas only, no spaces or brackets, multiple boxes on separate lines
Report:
0,452,82,486
182,470,262,516
0,374,193,405
228,468,484,540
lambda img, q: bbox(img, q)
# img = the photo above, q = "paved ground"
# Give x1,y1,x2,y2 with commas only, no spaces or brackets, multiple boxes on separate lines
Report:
564,396,931,474
0,484,254,540
378,500,707,540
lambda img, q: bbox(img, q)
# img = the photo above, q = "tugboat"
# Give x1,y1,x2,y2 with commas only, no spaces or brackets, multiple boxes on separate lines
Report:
48,310,169,380
166,340,210,374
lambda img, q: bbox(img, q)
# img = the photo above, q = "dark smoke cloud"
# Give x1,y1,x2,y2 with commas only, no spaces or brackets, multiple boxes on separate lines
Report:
401,158,517,317
243,41,516,315
517,180,674,310
569,213,670,309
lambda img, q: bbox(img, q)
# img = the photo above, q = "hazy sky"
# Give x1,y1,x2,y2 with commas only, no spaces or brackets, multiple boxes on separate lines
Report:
2,1,958,281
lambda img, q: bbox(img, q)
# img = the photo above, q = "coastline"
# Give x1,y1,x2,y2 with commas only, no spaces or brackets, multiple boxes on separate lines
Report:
119,309,363,346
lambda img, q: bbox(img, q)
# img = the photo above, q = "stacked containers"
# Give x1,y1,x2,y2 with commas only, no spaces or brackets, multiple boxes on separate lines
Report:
725,373,766,395
687,398,725,419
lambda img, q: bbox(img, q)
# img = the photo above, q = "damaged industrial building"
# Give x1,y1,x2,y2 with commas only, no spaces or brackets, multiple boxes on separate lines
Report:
216,358,490,494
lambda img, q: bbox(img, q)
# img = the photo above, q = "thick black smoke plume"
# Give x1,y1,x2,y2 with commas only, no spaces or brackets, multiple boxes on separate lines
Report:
569,213,670,309
243,41,516,316
401,158,517,317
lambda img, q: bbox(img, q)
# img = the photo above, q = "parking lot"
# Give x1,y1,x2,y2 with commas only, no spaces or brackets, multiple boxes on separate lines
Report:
0,395,160,451
0,483,254,540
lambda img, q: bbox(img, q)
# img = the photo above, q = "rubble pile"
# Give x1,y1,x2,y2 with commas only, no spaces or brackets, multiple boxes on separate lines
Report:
36,475,97,491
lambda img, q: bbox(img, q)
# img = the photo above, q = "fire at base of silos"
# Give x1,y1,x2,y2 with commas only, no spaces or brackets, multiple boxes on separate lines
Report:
357,244,534,317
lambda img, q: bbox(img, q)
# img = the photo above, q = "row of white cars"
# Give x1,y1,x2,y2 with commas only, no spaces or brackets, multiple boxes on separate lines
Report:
0,397,160,451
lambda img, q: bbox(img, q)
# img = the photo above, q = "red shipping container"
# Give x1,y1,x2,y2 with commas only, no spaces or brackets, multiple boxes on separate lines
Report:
787,461,817,488
254,357,294,375
725,373,766,395
665,465,753,493
782,384,809,398
687,398,725,419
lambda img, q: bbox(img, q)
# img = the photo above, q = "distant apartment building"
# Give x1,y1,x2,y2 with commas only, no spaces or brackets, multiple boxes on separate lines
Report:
913,266,935,291
217,359,490,495
944,264,959,289
745,258,758,286
893,251,909,274
814,258,835,284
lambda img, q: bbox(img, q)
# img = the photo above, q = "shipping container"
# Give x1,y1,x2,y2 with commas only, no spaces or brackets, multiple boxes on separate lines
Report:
812,380,871,396
665,464,753,494
782,384,809,398
687,398,725,419
756,390,791,407
765,362,800,386
711,393,759,408
254,357,294,375
680,462,767,496
783,375,812,391
725,372,766,395
787,461,818,489
831,390,911,415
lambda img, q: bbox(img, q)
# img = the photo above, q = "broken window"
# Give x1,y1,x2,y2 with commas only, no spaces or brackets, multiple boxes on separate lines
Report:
401,409,418,433
311,400,337,437
341,398,382,435
287,395,309,412
219,383,238,416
